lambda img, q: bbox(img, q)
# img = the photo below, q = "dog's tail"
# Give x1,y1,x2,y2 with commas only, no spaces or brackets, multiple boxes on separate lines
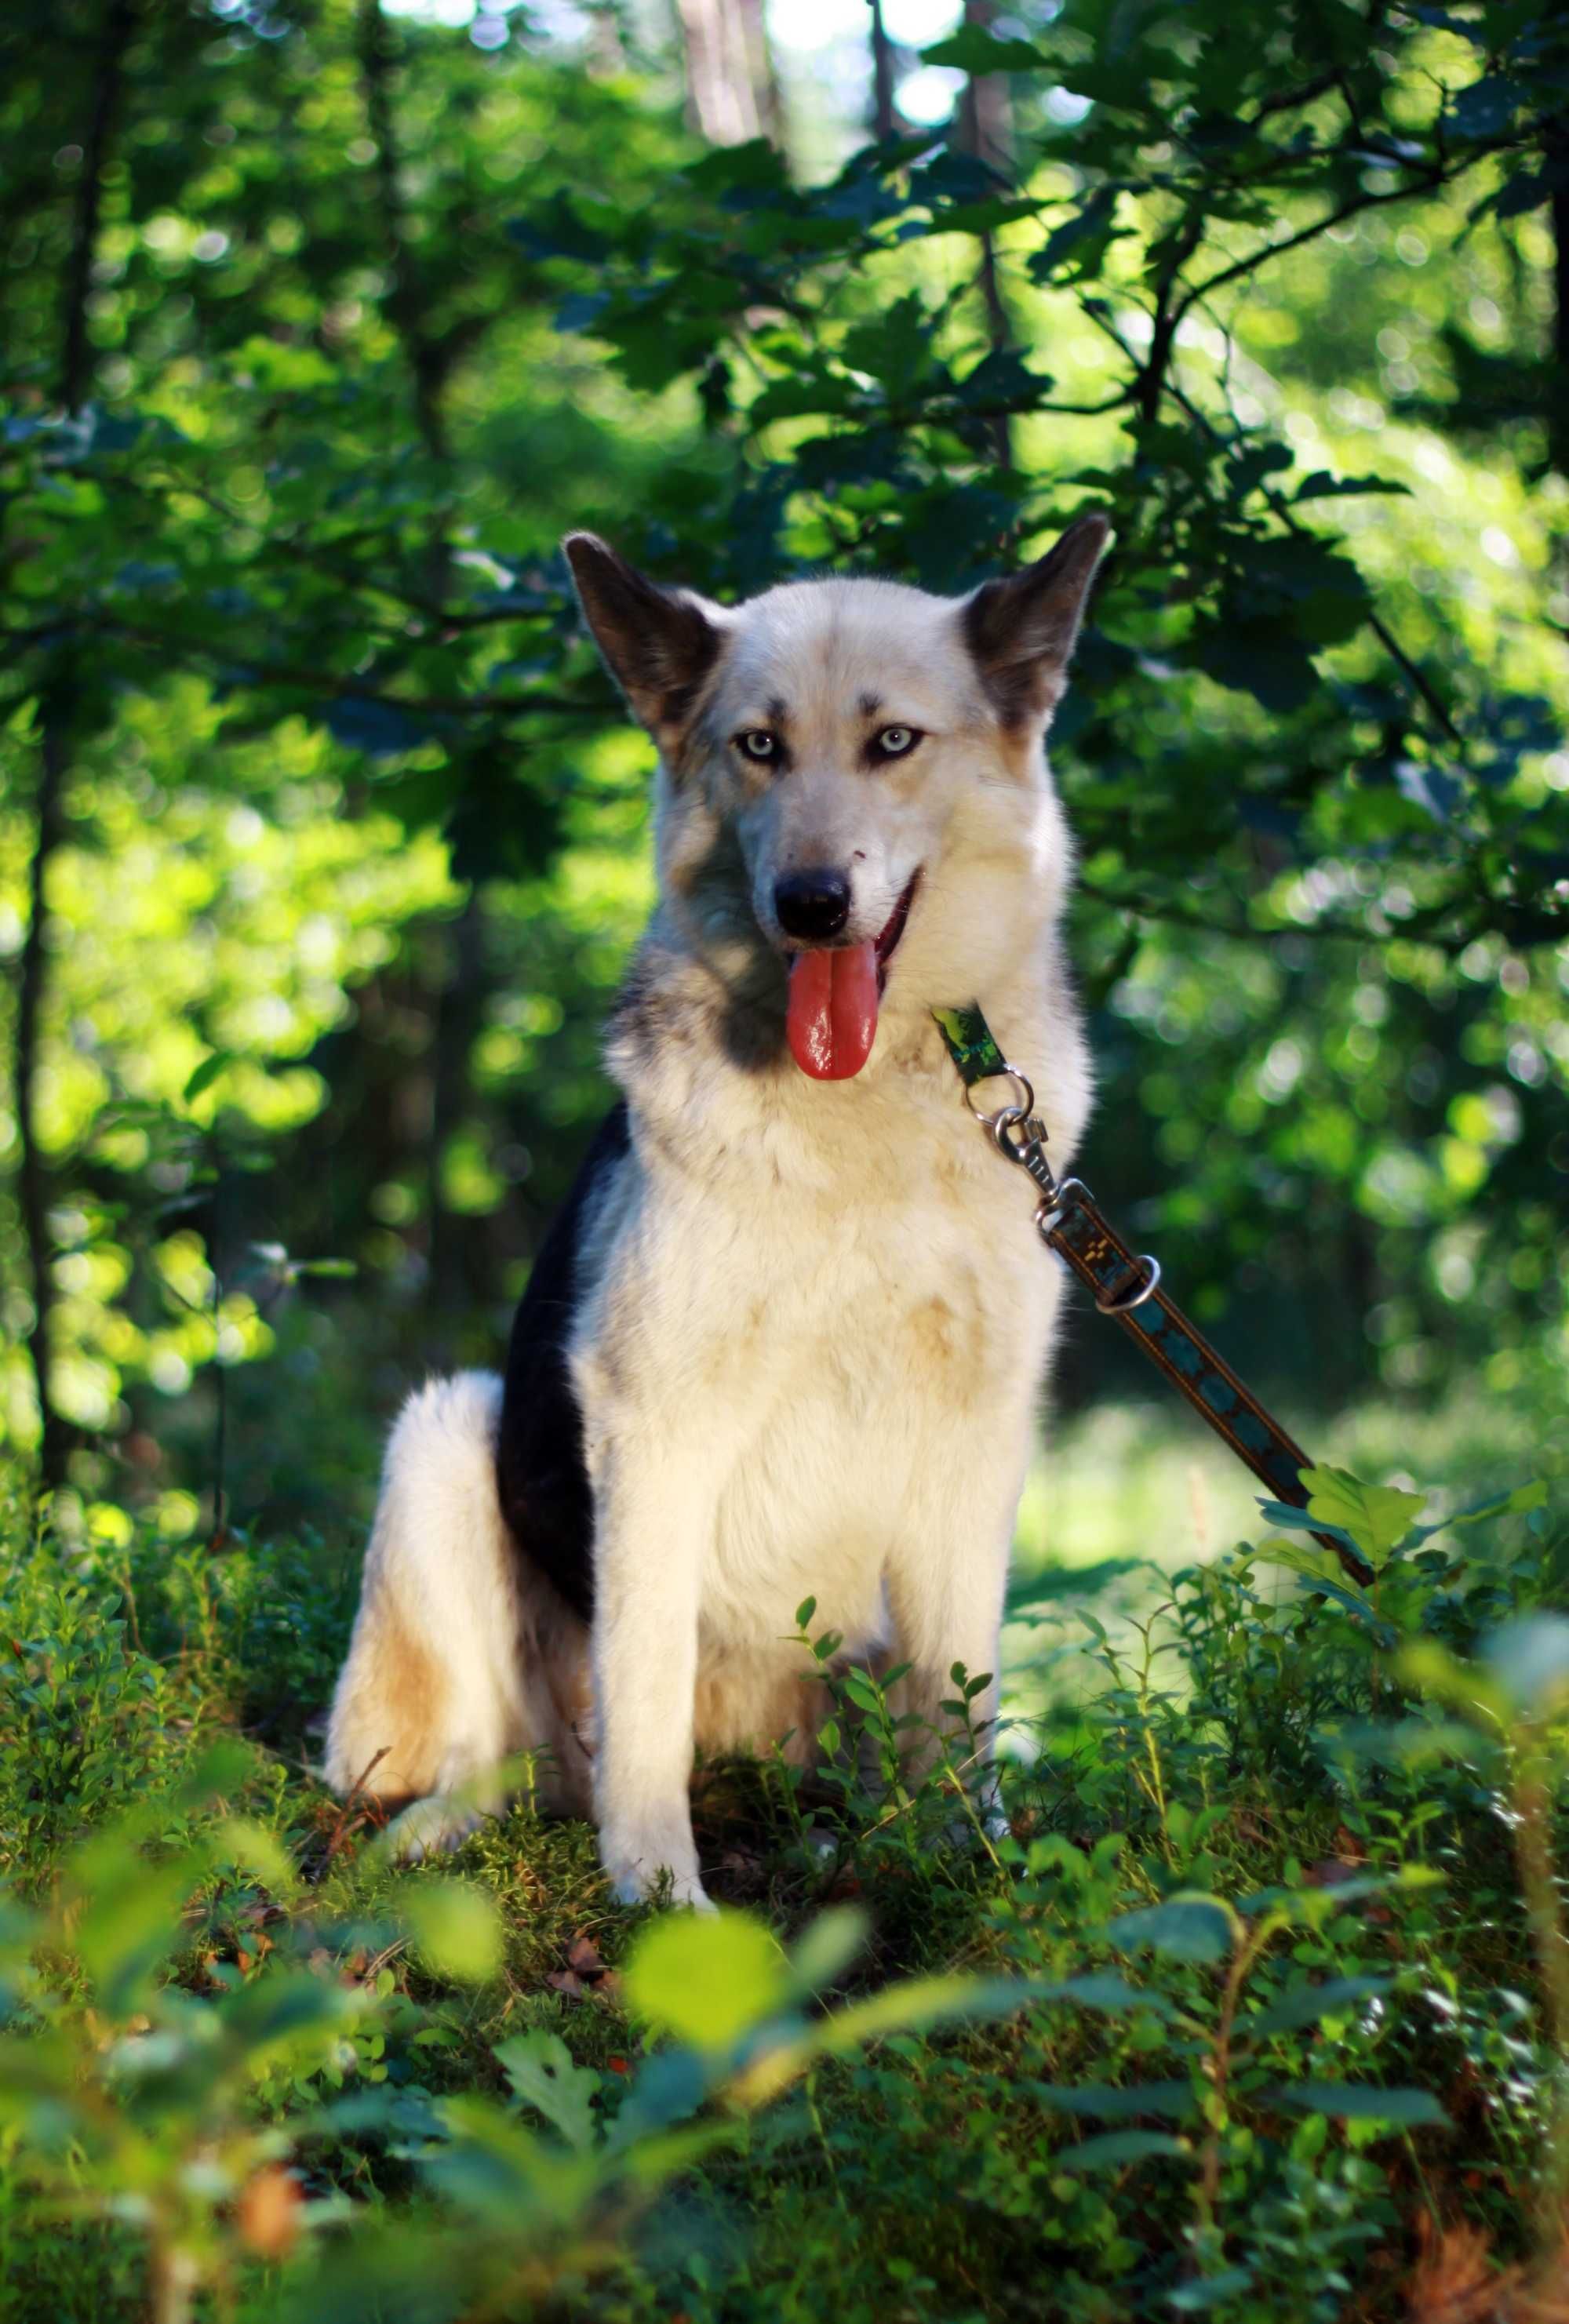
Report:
325,1371,533,1809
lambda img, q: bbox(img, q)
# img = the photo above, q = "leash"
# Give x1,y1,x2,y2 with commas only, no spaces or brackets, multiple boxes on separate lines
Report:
932,1003,1374,1588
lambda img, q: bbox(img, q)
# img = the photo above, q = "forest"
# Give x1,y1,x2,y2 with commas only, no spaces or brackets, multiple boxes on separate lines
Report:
1,0,1567,2317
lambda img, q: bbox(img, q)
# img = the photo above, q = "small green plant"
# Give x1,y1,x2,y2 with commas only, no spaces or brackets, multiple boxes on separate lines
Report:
0,1460,1563,2322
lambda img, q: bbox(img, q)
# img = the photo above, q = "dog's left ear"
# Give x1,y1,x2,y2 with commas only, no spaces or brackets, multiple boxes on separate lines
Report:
963,514,1111,724
564,531,726,740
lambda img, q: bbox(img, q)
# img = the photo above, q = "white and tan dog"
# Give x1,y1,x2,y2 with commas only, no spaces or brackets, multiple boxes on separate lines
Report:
326,518,1107,1909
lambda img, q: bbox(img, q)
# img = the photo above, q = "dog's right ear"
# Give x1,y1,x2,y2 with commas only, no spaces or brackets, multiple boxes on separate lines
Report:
563,533,725,740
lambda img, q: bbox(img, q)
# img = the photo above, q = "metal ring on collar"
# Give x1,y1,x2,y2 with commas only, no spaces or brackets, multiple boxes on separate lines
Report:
963,1067,1035,1150
1095,1255,1163,1315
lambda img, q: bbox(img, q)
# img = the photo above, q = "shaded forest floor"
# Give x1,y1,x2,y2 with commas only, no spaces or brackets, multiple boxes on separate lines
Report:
0,1398,1564,2324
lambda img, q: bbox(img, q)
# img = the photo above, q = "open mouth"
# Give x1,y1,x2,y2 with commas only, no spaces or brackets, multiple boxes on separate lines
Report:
784,864,924,1082
874,865,923,996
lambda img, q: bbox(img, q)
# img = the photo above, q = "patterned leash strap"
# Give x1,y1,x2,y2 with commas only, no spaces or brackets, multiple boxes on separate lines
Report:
932,1005,1374,1590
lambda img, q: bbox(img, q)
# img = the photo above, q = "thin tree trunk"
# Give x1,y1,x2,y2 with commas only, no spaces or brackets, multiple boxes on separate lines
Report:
868,0,897,140
357,0,449,462
16,719,70,1489
1549,123,1569,480
18,0,138,1489
357,0,480,1337
956,0,1015,468
672,0,762,146
737,0,786,151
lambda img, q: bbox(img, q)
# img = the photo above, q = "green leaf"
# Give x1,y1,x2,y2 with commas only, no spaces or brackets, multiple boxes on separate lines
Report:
1028,186,1122,284
1041,1973,1177,2018
71,1844,202,2017
1293,471,1411,501
1493,167,1550,220
183,1049,234,1104
1250,1540,1392,1638
624,1910,787,2051
816,1973,1041,2057
1299,1466,1426,1568
1275,2082,1449,2127
495,2031,601,2152
786,1907,865,2001
1414,1479,1547,1537
1033,2080,1197,2119
1106,1897,1238,1964
1246,1976,1390,2037
1054,2129,1189,2173
401,1882,503,1984
1168,2272,1256,2311
920,27,1047,73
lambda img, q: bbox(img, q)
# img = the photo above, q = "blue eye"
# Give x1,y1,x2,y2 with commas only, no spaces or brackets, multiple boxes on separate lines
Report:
737,729,778,760
876,726,919,757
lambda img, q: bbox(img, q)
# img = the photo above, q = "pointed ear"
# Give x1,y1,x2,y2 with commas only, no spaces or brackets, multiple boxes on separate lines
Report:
962,514,1111,725
563,532,725,738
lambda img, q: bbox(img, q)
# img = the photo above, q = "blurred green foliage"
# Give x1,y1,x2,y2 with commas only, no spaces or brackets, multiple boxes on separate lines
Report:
2,1454,1567,2320
0,0,1566,1537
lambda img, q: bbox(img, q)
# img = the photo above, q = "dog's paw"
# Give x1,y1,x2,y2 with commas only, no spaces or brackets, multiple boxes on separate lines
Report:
602,1832,715,1913
388,1794,487,1864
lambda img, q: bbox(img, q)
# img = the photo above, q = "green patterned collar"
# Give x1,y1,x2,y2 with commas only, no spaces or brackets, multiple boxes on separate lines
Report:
930,1002,1010,1087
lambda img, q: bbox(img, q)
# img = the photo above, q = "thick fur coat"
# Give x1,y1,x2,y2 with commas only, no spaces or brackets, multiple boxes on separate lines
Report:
326,518,1107,1908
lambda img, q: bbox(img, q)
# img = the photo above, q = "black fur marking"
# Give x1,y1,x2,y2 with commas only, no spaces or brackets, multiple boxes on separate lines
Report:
495,1102,632,1626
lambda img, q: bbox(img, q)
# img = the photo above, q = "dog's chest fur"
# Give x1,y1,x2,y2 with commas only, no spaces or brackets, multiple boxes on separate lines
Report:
497,973,1082,1681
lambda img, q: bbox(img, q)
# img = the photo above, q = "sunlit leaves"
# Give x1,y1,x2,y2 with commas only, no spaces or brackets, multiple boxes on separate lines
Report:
1298,1464,1426,1568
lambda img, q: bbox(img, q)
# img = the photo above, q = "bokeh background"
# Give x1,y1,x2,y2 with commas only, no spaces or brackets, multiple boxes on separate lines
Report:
2,0,1565,1590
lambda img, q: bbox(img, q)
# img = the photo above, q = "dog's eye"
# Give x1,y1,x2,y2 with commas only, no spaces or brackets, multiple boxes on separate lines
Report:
737,729,778,761
874,726,920,758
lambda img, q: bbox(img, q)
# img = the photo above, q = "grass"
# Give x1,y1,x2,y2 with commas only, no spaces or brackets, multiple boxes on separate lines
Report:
1,1406,1567,2324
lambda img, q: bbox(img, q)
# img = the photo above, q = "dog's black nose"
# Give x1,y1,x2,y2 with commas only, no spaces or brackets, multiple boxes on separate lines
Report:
774,870,851,942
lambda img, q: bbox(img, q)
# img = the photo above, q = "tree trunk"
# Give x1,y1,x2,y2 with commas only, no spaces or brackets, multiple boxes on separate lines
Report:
672,0,769,147
16,721,71,1489
18,0,138,1489
737,0,786,151
956,0,1015,468
357,0,448,461
868,0,897,141
1549,123,1569,481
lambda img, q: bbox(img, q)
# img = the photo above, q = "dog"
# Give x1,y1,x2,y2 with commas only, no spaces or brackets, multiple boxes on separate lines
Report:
325,516,1106,1909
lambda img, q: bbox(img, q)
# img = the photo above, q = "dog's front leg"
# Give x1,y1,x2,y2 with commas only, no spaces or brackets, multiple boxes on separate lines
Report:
591,1438,715,1911
885,1493,1018,1841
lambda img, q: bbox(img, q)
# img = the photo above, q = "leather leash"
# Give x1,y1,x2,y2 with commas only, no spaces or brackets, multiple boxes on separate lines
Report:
932,1003,1374,1589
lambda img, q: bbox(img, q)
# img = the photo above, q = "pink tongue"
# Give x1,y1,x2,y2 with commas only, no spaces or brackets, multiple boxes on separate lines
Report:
786,944,879,1080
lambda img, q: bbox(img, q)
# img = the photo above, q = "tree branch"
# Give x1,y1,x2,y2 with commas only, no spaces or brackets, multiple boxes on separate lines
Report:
1173,165,1451,329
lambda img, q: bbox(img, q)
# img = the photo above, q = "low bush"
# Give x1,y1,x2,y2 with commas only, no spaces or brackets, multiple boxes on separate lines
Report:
0,1460,1564,2322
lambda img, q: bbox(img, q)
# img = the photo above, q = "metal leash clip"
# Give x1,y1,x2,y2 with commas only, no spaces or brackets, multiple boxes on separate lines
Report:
963,1067,1058,1202
967,1069,1162,1315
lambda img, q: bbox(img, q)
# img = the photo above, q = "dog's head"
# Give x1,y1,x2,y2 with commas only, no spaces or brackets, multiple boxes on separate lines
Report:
564,522,1108,1080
